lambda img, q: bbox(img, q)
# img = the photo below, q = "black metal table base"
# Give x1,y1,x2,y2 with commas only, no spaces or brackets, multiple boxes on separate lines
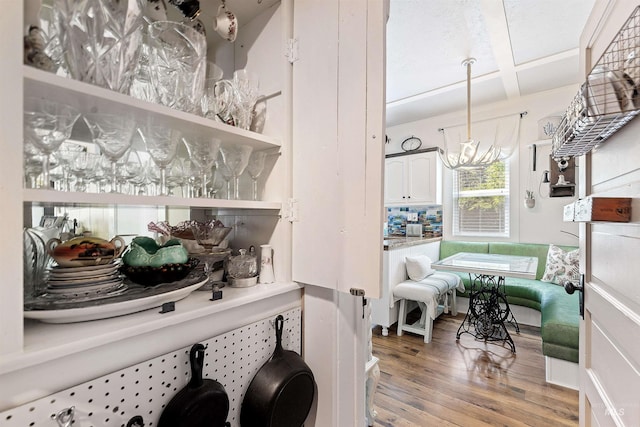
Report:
456,274,518,353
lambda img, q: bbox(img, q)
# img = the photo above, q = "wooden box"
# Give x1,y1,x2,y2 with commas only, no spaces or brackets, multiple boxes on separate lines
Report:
573,197,632,222
563,202,575,222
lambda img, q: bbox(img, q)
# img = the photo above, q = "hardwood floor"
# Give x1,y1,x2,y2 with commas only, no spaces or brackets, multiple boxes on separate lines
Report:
371,312,579,427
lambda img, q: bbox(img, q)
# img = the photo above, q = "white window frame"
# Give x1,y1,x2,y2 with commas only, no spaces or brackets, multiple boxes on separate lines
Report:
452,161,510,238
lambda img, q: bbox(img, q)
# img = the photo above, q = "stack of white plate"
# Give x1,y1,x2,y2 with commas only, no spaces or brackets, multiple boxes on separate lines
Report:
46,261,125,298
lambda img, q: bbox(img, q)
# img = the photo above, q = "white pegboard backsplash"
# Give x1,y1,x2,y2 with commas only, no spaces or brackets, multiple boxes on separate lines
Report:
1,307,301,427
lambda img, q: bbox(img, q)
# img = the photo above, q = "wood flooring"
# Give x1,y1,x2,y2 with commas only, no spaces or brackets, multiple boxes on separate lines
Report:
371,312,579,427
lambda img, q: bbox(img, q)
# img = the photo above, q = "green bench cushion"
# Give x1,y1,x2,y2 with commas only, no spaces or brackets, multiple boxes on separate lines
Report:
439,241,580,363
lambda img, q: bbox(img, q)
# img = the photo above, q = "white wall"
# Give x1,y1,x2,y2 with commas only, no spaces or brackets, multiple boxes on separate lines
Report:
386,85,580,246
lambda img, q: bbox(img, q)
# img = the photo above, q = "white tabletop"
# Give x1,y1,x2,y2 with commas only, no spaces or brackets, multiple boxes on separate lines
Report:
431,252,538,280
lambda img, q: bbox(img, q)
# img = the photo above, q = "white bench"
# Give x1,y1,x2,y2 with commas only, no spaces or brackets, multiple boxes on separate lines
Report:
392,272,464,343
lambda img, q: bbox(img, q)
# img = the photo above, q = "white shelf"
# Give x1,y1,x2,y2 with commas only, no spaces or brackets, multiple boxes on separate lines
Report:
24,66,282,151
23,188,282,210
2,282,301,375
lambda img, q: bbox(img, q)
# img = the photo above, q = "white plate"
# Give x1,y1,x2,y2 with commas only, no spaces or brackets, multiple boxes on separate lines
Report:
25,278,206,323
50,262,121,274
47,273,121,286
46,279,123,294
48,265,120,279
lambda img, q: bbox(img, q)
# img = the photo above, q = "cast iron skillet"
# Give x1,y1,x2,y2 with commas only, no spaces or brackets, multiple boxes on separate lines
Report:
158,343,230,427
240,315,316,427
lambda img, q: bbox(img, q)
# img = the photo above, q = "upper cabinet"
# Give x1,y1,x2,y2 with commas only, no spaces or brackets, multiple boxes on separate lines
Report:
385,150,440,206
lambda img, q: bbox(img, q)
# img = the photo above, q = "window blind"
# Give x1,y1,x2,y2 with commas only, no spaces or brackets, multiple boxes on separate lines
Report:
453,161,510,237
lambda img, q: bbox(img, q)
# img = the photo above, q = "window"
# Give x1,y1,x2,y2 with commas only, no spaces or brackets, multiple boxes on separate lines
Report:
453,161,509,237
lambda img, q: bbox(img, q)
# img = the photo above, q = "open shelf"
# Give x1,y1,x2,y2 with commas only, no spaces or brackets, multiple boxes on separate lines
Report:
23,188,282,211
24,66,282,151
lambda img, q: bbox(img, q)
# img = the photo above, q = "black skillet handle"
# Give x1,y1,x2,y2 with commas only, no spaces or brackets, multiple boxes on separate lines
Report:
274,315,284,353
189,343,206,388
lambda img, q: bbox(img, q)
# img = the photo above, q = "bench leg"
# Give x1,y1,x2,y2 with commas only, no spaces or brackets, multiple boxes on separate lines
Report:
425,316,433,343
451,290,458,316
397,299,406,336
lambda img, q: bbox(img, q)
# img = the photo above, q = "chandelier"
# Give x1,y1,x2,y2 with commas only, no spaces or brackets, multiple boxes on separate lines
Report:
438,58,521,170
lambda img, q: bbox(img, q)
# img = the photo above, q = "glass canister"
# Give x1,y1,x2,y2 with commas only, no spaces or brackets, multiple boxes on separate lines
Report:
227,247,258,287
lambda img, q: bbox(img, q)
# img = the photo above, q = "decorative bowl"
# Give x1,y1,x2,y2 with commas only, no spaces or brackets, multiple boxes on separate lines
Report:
122,236,189,267
120,258,199,286
46,235,125,267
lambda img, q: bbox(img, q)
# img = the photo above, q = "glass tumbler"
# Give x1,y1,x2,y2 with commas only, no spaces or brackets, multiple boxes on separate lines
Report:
147,21,207,114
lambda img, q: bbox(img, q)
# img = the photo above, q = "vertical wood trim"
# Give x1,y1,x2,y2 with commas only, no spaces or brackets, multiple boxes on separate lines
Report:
0,0,25,355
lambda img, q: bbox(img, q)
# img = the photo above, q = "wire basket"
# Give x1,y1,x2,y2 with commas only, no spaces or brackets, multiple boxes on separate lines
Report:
552,6,640,157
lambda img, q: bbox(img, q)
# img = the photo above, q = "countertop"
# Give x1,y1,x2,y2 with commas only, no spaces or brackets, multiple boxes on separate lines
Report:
383,236,442,250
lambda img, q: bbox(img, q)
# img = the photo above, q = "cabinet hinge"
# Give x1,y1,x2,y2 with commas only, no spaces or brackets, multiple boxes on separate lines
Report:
284,198,299,222
350,288,365,297
285,38,299,64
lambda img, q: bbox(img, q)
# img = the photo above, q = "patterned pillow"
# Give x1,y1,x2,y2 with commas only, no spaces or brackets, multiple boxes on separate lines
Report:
541,244,579,285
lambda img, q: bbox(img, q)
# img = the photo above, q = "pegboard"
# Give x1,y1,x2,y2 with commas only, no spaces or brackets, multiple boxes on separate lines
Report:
1,307,301,427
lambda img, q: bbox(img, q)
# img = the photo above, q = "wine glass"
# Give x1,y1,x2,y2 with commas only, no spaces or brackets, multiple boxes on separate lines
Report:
215,158,233,199
70,151,99,192
82,113,137,193
55,142,85,191
117,149,143,194
23,97,80,188
182,134,222,198
220,145,253,200
137,118,181,196
246,151,267,201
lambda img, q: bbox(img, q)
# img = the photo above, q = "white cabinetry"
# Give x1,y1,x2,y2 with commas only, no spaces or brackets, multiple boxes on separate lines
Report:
384,150,440,205
0,1,385,424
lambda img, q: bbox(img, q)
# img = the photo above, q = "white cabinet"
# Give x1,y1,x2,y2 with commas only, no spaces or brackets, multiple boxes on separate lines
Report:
385,150,440,205
0,1,385,424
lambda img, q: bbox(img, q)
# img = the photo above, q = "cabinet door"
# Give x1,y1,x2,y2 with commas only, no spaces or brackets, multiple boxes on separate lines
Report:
407,152,437,203
292,0,384,297
384,157,407,204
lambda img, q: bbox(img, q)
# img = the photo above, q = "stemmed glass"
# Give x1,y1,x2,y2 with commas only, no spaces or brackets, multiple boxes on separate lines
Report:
220,145,253,200
137,117,181,196
55,142,85,191
215,158,233,199
70,151,99,192
82,113,137,193
117,149,143,194
23,97,81,188
182,134,222,198
246,151,267,201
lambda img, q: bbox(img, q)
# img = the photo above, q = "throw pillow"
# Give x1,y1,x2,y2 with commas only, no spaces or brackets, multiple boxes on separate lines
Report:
405,255,435,281
541,244,579,285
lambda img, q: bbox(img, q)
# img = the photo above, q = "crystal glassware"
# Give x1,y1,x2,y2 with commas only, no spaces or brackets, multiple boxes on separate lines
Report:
182,134,222,198
82,113,137,193
147,21,207,113
232,69,260,130
55,142,86,191
23,97,81,189
70,151,99,192
220,145,253,200
137,117,182,196
215,158,233,199
53,0,145,93
246,151,267,201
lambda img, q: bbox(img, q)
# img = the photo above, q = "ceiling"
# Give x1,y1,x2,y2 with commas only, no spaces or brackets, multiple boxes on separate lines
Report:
385,0,596,127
